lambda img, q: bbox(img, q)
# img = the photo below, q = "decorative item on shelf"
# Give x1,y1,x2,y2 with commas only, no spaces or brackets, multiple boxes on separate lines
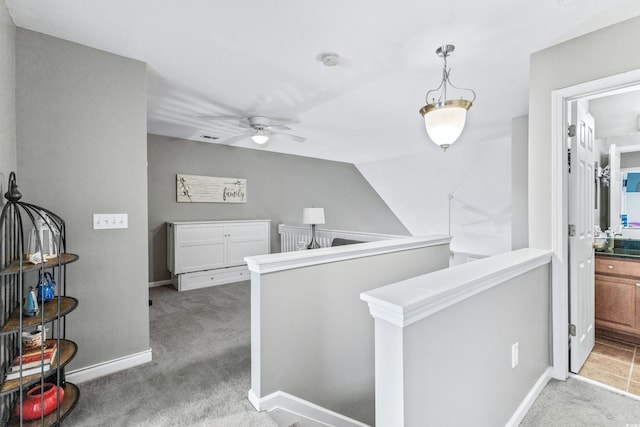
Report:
36,272,56,302
419,44,476,151
15,383,64,420
12,340,57,370
6,363,51,380
26,212,60,264
23,287,39,318
21,326,48,351
303,207,325,249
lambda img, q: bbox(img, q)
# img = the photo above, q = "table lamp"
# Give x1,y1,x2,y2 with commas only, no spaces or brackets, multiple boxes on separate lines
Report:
303,208,325,249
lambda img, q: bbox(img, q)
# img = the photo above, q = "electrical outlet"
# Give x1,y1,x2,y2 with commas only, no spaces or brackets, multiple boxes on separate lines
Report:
93,213,128,230
511,342,519,368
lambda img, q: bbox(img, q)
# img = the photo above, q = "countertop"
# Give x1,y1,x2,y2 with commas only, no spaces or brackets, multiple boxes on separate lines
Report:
596,238,640,259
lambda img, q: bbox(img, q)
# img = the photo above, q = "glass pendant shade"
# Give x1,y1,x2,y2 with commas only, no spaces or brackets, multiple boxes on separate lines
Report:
251,131,269,144
420,99,472,150
419,44,475,151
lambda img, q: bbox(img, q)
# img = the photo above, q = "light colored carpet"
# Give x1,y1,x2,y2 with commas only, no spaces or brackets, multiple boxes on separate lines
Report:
519,377,640,426
65,282,277,427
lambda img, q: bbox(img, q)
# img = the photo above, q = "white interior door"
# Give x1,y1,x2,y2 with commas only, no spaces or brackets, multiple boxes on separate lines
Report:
569,100,596,373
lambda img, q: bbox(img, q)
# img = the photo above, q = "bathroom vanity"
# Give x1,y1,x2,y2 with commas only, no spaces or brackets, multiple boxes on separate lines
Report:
595,239,640,343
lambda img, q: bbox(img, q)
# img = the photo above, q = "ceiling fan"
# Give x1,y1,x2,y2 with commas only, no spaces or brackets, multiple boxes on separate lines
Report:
200,115,306,145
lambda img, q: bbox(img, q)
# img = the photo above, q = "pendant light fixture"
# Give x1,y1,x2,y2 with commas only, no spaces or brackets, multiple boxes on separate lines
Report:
419,44,476,151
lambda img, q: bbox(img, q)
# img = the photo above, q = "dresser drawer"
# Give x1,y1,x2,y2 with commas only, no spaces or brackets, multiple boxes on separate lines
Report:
177,265,249,292
595,256,640,278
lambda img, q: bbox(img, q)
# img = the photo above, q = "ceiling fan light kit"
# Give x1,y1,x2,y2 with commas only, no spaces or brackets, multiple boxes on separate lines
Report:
419,44,476,151
200,114,305,146
251,129,269,144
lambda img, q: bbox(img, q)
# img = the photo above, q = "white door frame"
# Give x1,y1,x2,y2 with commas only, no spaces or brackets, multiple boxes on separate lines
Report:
550,69,640,380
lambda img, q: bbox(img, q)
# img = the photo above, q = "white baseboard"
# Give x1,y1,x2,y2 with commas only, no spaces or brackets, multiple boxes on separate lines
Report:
66,348,152,384
505,367,553,427
249,390,370,427
248,389,261,411
149,279,173,288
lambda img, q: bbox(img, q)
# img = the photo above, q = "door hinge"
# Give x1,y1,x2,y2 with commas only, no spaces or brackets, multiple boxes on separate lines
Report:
568,124,577,138
569,323,577,337
568,224,576,237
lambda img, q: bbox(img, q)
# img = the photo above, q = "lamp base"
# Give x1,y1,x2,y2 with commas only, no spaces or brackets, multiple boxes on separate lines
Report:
307,240,321,249
307,224,321,249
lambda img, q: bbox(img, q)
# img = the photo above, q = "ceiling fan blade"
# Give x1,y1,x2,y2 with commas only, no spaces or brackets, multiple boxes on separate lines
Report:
267,124,291,131
218,132,252,145
198,114,243,121
271,131,306,143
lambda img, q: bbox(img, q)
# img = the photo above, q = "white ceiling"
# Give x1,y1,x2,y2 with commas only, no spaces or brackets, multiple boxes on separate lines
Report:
6,0,640,164
589,88,640,139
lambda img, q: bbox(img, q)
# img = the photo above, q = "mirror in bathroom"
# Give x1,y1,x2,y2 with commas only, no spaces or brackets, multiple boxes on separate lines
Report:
620,168,640,227
603,147,640,234
587,87,640,236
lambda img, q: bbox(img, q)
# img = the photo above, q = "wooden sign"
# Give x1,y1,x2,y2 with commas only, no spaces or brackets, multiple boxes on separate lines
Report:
176,174,247,203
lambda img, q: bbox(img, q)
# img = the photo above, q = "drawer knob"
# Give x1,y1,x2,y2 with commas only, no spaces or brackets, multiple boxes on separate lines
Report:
608,265,614,269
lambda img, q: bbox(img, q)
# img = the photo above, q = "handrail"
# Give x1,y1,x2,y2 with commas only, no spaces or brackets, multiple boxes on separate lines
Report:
361,248,553,327
246,235,451,274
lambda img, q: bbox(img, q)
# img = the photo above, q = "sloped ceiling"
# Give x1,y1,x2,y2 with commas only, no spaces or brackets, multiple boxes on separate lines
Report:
6,0,640,164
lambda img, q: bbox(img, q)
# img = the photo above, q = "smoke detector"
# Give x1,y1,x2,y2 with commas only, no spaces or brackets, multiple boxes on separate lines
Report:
317,52,340,67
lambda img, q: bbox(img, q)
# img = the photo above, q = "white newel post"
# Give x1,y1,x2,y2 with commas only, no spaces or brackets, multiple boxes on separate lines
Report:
372,319,405,427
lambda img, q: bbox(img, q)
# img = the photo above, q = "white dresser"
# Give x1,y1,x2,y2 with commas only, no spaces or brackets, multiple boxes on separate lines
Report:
167,220,270,291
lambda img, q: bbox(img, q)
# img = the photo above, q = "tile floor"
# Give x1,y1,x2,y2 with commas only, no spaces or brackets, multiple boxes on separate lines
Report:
578,335,640,396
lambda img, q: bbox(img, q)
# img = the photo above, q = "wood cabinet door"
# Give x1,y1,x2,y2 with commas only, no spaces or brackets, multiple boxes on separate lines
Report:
595,275,636,331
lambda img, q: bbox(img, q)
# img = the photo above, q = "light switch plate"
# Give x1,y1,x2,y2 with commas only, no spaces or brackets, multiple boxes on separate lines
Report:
93,214,128,230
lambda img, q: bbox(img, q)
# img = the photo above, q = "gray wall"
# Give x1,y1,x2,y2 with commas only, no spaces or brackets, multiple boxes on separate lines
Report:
621,151,640,169
0,0,16,189
401,265,550,426
148,134,409,282
16,29,149,369
529,15,640,248
512,115,528,250
251,242,450,425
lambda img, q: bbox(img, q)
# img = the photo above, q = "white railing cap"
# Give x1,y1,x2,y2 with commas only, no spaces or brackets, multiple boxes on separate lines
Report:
245,235,452,274
360,248,553,327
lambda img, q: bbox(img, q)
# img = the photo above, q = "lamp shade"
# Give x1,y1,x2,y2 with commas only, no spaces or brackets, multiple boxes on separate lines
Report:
303,208,325,225
420,99,472,149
